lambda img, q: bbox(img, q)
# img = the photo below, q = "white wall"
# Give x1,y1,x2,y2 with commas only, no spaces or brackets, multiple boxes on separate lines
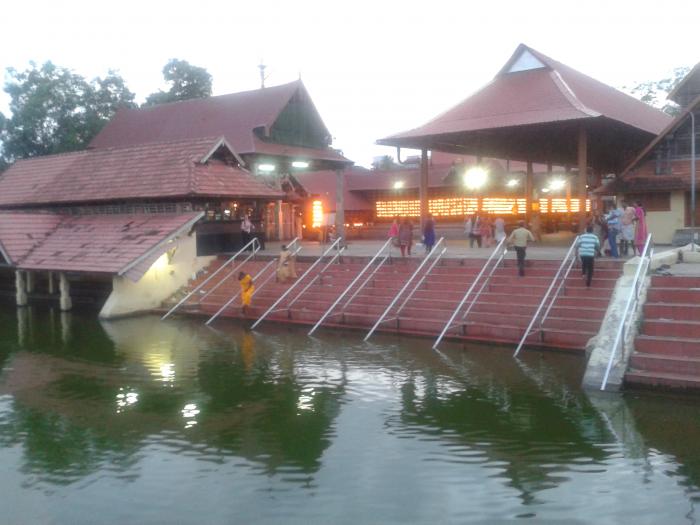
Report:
639,191,685,245
100,233,214,319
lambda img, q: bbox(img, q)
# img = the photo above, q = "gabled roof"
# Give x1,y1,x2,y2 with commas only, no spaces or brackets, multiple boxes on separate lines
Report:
668,63,700,107
0,137,284,208
0,211,203,278
621,93,700,177
293,168,374,212
87,80,346,163
380,44,670,146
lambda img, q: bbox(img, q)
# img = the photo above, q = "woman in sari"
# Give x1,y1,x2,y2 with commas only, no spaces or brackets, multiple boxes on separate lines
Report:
238,271,255,315
276,245,297,283
634,201,648,254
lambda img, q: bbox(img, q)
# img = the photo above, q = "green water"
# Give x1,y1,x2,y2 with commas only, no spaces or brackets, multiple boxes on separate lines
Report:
0,305,698,524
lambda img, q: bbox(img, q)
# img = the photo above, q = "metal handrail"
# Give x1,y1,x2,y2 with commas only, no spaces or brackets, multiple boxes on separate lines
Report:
161,237,260,320
284,245,347,311
601,234,653,391
513,238,578,357
539,250,577,326
308,237,393,335
205,242,301,326
432,237,506,350
459,238,508,324
365,237,445,341
251,237,343,329
387,246,447,322
198,242,264,303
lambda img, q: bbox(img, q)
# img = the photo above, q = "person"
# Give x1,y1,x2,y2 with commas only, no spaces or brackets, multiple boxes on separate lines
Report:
493,216,506,244
423,214,436,253
398,219,413,257
469,214,482,248
507,220,535,277
241,214,254,250
576,225,601,288
605,204,622,258
634,201,648,254
591,212,604,257
480,215,493,248
276,244,297,283
388,218,399,247
464,215,473,244
238,271,255,314
620,201,636,256
530,212,542,242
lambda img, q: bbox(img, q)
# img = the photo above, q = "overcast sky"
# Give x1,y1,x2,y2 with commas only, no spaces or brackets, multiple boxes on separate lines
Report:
1,0,698,167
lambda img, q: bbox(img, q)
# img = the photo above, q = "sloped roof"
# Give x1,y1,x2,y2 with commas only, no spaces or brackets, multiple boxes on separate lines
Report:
668,63,700,107
380,44,670,146
293,168,374,212
0,211,202,277
0,137,284,208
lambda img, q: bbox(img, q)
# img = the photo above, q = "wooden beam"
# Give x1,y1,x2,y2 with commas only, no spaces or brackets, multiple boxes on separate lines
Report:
526,160,534,224
578,127,588,232
420,149,429,230
335,168,346,245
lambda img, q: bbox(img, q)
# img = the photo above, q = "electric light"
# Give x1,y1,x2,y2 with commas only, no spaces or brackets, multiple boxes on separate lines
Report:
393,180,405,189
312,200,323,228
541,187,551,193
258,163,276,173
549,179,566,191
506,179,519,187
292,161,310,169
463,167,488,190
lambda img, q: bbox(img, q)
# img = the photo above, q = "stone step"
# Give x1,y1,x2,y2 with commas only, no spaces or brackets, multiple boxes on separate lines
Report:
646,287,700,304
644,303,700,322
625,370,700,391
642,319,700,339
635,335,700,357
630,353,700,376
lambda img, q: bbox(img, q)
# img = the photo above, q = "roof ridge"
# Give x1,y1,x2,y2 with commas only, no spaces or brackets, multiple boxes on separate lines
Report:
548,70,600,117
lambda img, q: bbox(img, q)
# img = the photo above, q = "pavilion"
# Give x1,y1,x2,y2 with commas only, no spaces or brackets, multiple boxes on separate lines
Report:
377,44,671,230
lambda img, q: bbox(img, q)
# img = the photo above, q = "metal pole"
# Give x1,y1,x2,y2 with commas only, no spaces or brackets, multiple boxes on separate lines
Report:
691,110,696,251
335,168,346,247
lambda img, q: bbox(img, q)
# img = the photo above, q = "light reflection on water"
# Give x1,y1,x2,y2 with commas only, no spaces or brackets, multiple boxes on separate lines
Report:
0,305,698,524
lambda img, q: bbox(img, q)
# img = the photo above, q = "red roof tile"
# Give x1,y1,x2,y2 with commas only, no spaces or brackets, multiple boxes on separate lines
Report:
0,212,203,276
381,44,670,145
0,137,284,207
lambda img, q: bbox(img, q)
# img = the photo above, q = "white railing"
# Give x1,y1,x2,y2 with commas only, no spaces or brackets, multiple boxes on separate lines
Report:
161,237,261,320
251,237,344,329
308,237,393,335
513,238,578,357
365,237,446,341
432,237,506,350
600,234,653,391
204,239,300,326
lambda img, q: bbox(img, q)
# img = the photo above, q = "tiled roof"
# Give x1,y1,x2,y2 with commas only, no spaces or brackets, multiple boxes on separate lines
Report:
293,168,374,212
381,44,671,145
0,211,203,277
0,137,284,207
249,137,351,164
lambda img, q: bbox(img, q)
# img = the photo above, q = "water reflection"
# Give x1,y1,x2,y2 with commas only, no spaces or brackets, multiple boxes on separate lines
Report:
0,305,698,523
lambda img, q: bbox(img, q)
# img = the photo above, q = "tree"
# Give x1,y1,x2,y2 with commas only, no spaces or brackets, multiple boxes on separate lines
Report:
143,59,212,106
0,62,135,164
626,66,691,116
372,155,397,171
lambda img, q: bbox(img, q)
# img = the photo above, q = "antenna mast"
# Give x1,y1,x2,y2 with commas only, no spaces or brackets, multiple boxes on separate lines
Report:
257,61,267,89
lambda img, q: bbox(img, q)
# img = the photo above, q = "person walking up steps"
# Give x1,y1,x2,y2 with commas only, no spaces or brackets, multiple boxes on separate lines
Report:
576,225,600,288
507,220,535,277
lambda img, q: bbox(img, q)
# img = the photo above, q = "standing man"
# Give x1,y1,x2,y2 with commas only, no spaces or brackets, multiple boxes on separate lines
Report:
576,225,600,288
605,204,622,258
507,220,535,277
241,213,253,250
423,214,436,253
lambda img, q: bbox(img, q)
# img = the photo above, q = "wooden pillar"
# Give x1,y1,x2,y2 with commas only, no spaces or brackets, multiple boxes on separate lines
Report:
26,271,35,294
15,270,27,307
420,149,429,230
578,127,588,232
59,272,72,312
526,161,534,224
274,200,283,241
335,168,346,245
48,272,55,295
565,165,572,216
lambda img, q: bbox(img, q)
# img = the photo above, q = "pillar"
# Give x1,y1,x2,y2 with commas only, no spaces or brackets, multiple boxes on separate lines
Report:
15,270,27,307
335,168,346,245
59,272,72,312
578,127,588,232
420,149,429,230
526,161,534,224
274,199,283,241
26,271,35,294
48,271,55,294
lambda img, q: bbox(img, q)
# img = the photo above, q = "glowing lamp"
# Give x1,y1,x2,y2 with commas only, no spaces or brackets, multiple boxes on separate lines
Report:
506,179,519,188
292,161,310,169
393,180,405,189
549,179,566,191
311,200,323,228
462,167,488,190
541,187,551,193
258,163,276,173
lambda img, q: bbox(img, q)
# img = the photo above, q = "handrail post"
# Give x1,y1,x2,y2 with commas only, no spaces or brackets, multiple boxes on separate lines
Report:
459,240,508,324
365,237,445,342
392,246,447,319
513,238,578,357
600,234,652,390
309,237,393,335
252,237,343,329
432,237,506,350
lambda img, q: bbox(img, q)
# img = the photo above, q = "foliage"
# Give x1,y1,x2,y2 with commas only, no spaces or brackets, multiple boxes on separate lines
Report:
626,66,690,116
143,59,212,106
372,155,397,170
0,61,136,164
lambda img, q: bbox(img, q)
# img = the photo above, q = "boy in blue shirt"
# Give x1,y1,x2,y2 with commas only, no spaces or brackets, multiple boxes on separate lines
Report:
576,225,601,287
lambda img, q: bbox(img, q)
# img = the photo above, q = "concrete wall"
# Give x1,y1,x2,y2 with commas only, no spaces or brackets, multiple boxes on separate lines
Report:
627,191,685,245
100,233,214,319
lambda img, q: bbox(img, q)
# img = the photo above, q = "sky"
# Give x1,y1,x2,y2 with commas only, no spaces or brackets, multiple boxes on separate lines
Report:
0,0,698,167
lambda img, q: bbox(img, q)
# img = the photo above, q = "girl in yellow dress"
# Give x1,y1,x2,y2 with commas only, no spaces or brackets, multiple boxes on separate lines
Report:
238,272,254,315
